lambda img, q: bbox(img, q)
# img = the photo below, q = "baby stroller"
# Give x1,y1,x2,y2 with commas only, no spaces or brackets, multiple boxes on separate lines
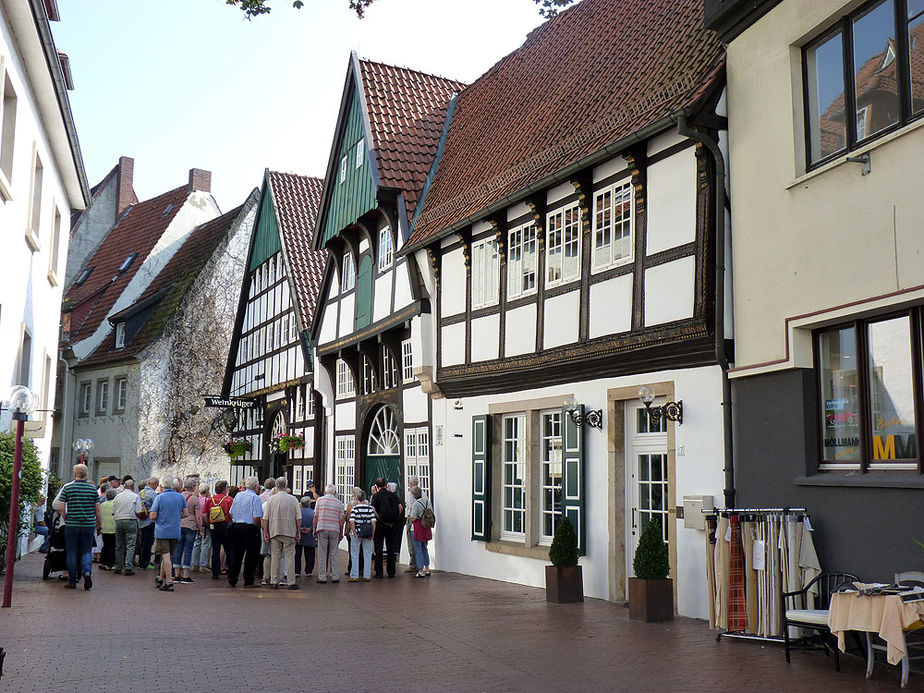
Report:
42,516,67,580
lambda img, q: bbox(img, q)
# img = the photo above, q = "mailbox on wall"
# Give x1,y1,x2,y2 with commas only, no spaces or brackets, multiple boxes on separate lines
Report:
682,495,714,530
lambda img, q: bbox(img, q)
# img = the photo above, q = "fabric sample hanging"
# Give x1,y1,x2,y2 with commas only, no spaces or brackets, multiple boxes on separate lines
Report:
727,514,748,631
713,515,730,630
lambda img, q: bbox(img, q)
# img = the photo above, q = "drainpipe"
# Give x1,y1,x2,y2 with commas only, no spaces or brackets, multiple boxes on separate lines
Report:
675,111,735,509
58,355,72,477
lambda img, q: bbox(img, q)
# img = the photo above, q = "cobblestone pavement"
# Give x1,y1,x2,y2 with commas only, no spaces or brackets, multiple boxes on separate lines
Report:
0,552,917,692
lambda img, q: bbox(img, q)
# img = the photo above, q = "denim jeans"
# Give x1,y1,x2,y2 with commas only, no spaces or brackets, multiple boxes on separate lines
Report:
413,539,430,570
138,523,155,567
34,524,50,551
172,527,197,569
191,525,211,570
64,525,95,584
349,535,373,579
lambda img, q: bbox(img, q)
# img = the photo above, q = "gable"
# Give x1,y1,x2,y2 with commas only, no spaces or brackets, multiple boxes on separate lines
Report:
249,190,282,272
321,87,376,248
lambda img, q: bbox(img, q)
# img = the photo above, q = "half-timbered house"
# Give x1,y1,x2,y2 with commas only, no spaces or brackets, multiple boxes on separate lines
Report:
402,0,730,618
309,55,463,526
222,171,325,492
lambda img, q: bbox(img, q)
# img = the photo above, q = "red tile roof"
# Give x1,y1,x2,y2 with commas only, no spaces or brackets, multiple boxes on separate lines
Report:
64,185,193,347
79,204,247,368
407,0,725,248
358,59,465,220
268,172,327,328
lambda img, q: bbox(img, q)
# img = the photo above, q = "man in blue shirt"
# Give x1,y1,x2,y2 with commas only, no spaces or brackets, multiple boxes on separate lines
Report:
149,476,188,592
227,476,263,588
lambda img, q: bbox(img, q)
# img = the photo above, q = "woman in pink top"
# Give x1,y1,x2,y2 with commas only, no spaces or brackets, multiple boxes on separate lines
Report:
172,477,203,583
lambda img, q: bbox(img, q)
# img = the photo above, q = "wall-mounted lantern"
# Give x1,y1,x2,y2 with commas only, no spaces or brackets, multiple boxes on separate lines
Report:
638,385,683,425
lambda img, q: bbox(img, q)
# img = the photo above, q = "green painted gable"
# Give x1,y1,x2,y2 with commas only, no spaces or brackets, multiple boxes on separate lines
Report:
249,188,281,272
321,88,376,247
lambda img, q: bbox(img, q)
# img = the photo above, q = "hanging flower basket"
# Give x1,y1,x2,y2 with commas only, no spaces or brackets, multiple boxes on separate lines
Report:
223,438,252,460
273,432,305,454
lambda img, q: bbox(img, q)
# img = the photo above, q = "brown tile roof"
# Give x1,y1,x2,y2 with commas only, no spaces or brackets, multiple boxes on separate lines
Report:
358,58,465,220
64,185,192,347
78,204,247,368
407,0,725,248
268,172,327,328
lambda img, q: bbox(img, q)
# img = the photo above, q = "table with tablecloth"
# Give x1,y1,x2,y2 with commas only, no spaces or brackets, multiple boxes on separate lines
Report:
828,586,924,665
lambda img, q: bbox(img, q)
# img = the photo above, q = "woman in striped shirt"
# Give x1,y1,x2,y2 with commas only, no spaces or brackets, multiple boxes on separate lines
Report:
348,489,375,582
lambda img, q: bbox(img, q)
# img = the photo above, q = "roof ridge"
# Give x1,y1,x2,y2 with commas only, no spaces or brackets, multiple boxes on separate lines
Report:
358,56,466,88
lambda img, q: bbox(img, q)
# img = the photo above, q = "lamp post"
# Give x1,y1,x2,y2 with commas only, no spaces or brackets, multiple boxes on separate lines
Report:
3,385,36,608
72,438,94,465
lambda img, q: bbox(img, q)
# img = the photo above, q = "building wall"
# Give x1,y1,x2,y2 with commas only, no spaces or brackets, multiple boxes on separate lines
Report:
65,174,117,287
726,0,924,372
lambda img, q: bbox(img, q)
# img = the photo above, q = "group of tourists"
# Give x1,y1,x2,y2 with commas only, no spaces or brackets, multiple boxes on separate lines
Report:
50,463,434,592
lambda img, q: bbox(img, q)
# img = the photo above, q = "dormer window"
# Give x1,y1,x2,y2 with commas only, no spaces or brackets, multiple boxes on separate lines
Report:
341,251,355,291
74,266,94,287
114,322,126,349
355,138,364,169
162,203,174,217
339,155,348,184
118,253,138,273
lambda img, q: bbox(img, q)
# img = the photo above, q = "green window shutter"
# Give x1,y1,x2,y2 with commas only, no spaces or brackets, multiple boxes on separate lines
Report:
562,404,586,556
355,255,373,329
472,414,491,541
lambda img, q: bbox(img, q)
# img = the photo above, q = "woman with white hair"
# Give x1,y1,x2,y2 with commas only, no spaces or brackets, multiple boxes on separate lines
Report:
347,488,375,582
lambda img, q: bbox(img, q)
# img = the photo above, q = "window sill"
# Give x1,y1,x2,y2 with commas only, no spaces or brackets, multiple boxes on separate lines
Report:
25,227,40,253
795,472,924,489
47,269,58,287
485,540,551,561
0,168,11,202
788,117,924,190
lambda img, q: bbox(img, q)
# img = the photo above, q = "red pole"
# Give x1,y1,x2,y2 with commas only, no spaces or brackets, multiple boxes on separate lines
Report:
3,418,25,608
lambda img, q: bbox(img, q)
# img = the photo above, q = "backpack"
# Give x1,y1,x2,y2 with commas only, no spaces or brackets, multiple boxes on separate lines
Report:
208,495,227,524
355,507,374,539
137,488,151,518
418,499,436,529
377,490,400,525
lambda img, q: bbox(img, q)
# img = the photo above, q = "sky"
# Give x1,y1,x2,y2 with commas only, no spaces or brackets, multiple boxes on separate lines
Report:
53,0,551,211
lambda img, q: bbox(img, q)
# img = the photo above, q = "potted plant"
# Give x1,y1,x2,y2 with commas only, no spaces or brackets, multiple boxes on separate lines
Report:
273,432,305,454
223,438,252,460
628,516,673,622
545,515,583,603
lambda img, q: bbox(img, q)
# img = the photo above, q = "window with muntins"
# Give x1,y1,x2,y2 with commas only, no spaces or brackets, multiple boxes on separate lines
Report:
115,377,127,412
97,380,109,414
405,427,431,499
501,414,527,541
471,238,499,308
355,138,364,168
803,0,924,168
114,322,126,349
401,339,413,383
335,435,355,504
341,252,356,291
592,181,633,271
539,411,563,545
80,382,91,415
546,204,581,286
507,223,538,299
378,226,394,271
362,355,377,395
339,155,348,183
381,345,398,390
816,308,923,472
336,359,355,398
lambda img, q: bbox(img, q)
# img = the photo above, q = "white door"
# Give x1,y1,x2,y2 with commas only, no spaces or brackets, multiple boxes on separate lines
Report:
626,402,669,577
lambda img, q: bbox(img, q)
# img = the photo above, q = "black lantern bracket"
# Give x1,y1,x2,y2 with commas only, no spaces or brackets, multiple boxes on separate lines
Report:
638,384,683,426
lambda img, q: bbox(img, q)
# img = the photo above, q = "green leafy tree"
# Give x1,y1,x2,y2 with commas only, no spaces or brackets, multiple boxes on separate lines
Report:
633,516,670,580
0,433,44,557
225,0,575,20
549,515,578,567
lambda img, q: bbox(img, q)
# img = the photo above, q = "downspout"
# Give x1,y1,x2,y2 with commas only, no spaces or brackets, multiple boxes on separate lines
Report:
675,111,735,509
58,355,72,476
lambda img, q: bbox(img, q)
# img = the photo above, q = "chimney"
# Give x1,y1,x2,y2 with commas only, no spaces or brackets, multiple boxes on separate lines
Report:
188,168,211,193
115,156,135,216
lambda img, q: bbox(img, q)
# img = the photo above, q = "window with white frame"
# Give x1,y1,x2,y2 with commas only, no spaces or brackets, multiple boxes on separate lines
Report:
592,180,633,271
378,226,394,271
501,414,527,540
539,411,563,545
546,204,581,286
404,427,431,499
339,155,348,183
335,435,355,504
97,380,109,415
471,238,499,308
289,312,298,342
382,345,398,390
401,340,414,383
115,377,127,412
79,382,91,416
307,389,314,417
336,359,355,398
0,70,17,195
48,209,62,283
26,149,43,251
297,383,306,421
114,322,126,349
341,251,356,291
507,223,538,298
355,138,364,168
362,355,377,395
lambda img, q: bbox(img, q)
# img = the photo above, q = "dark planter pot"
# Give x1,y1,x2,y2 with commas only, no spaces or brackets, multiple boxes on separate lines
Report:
545,565,584,603
628,577,674,622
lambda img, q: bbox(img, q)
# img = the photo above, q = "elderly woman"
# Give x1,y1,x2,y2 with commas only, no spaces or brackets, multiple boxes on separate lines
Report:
98,488,118,570
409,486,432,578
172,477,201,583
296,496,316,576
347,488,375,582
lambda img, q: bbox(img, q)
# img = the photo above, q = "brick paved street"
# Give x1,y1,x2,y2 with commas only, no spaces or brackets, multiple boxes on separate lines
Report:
0,552,917,692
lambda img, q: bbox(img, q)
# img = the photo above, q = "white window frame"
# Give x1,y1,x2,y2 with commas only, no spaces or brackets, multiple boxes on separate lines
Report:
355,138,364,169
471,238,499,309
335,435,355,505
48,208,62,285
378,226,394,271
592,180,634,271
339,155,348,183
546,203,582,287
341,251,355,291
97,380,109,414
381,345,398,390
80,382,91,415
0,65,17,200
362,355,377,395
507,223,538,299
336,358,355,399
401,339,414,383
114,322,126,349
539,410,563,546
25,146,43,252
501,414,527,542
404,427,431,499
115,377,127,412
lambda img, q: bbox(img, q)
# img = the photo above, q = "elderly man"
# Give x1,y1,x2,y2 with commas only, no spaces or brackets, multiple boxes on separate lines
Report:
137,478,158,569
58,464,103,590
404,475,423,573
313,484,344,584
227,476,263,588
149,476,188,592
263,477,301,589
111,478,144,575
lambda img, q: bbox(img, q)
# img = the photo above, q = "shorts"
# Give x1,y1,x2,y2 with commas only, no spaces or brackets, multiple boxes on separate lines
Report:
153,538,178,556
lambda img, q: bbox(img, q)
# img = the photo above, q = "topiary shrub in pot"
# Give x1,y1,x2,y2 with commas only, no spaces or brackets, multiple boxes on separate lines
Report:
545,516,583,603
629,516,673,622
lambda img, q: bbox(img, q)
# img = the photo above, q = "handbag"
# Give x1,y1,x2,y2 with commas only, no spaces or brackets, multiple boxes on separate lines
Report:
357,520,373,539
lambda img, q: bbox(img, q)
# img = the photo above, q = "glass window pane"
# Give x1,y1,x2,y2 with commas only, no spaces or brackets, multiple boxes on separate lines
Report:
867,317,917,461
853,1,899,140
819,327,860,462
639,454,649,480
806,30,847,163
909,15,924,115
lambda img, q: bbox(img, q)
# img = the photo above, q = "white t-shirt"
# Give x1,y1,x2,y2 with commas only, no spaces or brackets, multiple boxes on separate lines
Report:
111,489,143,520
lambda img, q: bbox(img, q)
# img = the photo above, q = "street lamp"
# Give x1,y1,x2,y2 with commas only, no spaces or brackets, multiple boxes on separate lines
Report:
3,385,36,608
72,438,94,464
637,385,683,426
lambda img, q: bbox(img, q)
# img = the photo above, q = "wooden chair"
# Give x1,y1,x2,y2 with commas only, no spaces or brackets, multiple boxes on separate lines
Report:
783,571,860,671
864,573,924,688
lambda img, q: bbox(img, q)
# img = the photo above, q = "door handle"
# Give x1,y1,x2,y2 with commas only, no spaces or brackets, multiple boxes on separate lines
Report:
632,508,637,532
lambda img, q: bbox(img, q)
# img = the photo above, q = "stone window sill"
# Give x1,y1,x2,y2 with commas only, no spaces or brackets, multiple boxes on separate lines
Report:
485,540,551,561
795,472,924,489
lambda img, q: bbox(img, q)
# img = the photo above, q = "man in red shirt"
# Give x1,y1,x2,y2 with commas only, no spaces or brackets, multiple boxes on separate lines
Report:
203,480,234,580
